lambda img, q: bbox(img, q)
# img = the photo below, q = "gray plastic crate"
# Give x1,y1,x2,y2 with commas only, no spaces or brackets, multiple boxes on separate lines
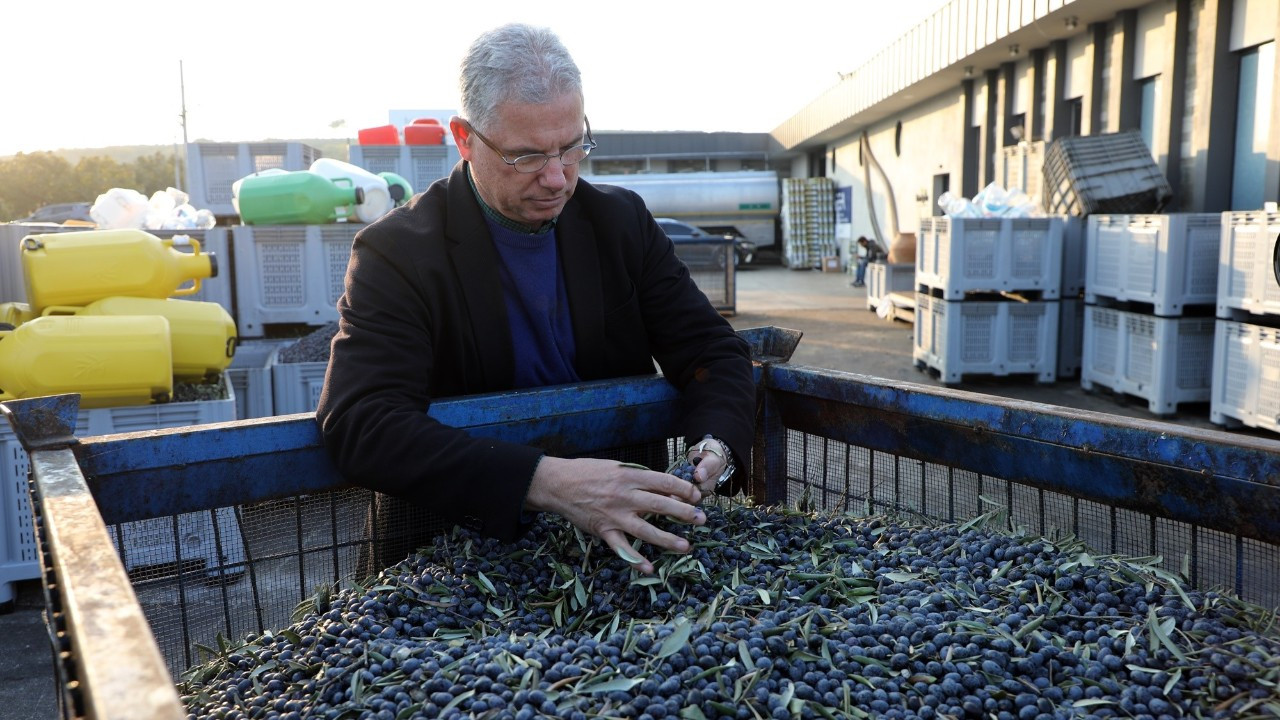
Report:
1043,131,1172,216
1211,319,1280,432
1085,214,1221,315
272,361,327,416
347,145,460,196
226,340,287,419
186,142,322,217
231,224,362,337
1,388,238,606
1081,305,1216,415
916,216,1064,299
1060,215,1086,298
1058,297,1084,380
1217,211,1280,321
913,293,1059,384
866,262,915,312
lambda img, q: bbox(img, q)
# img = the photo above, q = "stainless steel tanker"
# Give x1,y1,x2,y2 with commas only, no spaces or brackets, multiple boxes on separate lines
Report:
586,170,779,249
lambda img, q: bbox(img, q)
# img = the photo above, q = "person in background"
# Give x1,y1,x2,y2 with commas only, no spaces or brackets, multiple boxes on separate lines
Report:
316,23,756,577
852,236,873,287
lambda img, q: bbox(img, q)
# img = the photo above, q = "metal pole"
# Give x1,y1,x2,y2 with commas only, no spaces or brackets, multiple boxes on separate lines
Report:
176,60,189,190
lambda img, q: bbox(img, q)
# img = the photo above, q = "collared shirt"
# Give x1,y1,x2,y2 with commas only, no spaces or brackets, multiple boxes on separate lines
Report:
466,163,558,235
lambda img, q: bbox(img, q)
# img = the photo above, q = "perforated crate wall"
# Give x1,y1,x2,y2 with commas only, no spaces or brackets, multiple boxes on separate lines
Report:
186,142,321,217
913,294,1059,384
1085,214,1221,315
1217,211,1280,320
866,262,916,312
347,145,460,197
231,224,362,337
0,390,238,605
1211,320,1280,433
1081,305,1216,415
915,216,1064,299
227,340,288,419
272,361,328,415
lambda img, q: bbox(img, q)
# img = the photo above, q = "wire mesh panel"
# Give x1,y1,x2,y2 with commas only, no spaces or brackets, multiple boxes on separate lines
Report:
768,427,1280,610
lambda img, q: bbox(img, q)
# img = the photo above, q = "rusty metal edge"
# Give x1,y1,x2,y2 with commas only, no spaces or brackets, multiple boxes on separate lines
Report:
30,447,185,720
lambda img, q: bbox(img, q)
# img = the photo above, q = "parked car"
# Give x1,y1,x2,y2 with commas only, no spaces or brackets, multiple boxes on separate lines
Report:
15,202,93,224
655,217,757,268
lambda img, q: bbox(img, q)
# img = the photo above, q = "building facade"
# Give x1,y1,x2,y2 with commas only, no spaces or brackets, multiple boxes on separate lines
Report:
772,0,1279,256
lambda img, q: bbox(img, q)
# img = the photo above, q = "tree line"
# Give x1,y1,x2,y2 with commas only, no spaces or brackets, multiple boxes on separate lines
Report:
0,151,182,221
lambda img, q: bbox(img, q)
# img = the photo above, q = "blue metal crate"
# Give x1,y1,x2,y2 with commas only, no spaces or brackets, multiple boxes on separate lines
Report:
5,326,1279,716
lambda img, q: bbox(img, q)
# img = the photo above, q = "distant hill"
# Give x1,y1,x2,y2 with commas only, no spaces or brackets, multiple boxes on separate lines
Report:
2,138,355,164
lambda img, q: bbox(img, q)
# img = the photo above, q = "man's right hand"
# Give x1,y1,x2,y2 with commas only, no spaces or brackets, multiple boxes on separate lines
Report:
523,456,705,575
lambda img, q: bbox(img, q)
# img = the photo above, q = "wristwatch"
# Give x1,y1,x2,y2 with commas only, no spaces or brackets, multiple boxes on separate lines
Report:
688,434,736,490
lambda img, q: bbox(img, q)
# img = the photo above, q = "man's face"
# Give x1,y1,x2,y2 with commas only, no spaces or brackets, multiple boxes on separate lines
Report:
451,93,586,227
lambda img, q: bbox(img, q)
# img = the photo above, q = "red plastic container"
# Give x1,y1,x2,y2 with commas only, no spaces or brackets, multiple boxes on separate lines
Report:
357,125,400,145
404,118,445,146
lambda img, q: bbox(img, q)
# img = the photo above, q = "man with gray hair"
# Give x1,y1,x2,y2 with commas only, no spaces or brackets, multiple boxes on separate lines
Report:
318,23,755,576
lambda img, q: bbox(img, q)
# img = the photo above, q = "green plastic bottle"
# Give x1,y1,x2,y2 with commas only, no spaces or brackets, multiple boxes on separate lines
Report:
237,170,365,225
379,172,414,207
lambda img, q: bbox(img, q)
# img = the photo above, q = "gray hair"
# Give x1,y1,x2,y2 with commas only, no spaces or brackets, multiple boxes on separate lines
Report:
459,23,583,132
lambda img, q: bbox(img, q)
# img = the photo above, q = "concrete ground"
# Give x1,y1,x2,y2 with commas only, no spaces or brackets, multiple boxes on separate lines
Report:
0,260,1269,719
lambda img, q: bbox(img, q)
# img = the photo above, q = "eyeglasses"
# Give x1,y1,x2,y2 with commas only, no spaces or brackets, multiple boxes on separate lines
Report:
465,117,596,173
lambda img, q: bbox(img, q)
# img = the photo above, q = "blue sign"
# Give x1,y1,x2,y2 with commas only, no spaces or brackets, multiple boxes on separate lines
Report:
835,186,853,223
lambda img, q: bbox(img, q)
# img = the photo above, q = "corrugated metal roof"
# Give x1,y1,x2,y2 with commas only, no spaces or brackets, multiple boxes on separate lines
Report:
770,0,1150,151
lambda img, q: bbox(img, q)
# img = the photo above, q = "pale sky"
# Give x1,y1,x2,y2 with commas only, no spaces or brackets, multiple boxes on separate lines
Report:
1,1,947,157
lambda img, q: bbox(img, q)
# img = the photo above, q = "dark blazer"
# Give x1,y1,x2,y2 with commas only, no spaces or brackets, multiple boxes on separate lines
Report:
316,162,755,549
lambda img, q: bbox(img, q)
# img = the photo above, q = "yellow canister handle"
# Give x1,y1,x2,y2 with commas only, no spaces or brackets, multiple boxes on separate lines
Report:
40,305,84,317
167,235,205,297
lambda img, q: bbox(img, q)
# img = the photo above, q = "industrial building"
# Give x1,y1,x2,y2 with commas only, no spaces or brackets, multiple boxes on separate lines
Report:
586,0,1277,261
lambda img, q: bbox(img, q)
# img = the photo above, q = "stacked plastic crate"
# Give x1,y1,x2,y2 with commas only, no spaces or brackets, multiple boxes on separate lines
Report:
1080,214,1220,415
913,215,1065,384
1212,210,1280,432
780,178,837,269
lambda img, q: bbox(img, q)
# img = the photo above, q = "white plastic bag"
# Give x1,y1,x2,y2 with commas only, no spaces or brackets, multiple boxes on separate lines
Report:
144,187,216,230
91,188,150,229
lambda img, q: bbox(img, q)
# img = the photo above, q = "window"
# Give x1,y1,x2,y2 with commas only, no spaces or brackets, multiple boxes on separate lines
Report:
669,158,710,173
1066,98,1084,136
1138,76,1158,153
590,159,645,175
1232,42,1275,210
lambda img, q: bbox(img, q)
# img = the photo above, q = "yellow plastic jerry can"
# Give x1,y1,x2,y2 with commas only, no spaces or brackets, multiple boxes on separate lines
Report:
20,229,217,313
43,297,237,381
0,314,174,408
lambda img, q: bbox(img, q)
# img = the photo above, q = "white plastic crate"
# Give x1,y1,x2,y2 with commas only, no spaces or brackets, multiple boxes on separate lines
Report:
272,361,328,415
1210,320,1280,432
1085,213,1221,315
231,224,362,337
347,144,460,195
0,386,241,606
1217,211,1280,320
1081,305,1216,415
1058,298,1084,380
915,216,1064,299
185,142,322,217
866,262,915,312
227,340,289,419
913,293,1059,384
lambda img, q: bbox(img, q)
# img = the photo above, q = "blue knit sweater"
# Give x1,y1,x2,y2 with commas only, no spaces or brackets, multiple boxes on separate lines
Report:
486,219,580,388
